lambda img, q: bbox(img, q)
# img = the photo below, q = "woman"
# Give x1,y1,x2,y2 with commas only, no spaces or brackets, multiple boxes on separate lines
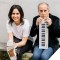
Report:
6,5,32,60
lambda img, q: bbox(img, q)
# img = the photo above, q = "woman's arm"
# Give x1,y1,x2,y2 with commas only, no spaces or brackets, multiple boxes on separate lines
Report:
7,32,14,46
15,37,28,47
8,32,13,41
6,21,14,46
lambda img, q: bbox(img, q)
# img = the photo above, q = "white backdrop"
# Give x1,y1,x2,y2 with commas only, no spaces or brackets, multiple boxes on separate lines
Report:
0,0,60,43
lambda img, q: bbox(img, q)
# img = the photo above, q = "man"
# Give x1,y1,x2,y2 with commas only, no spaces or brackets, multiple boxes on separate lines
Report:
30,2,60,60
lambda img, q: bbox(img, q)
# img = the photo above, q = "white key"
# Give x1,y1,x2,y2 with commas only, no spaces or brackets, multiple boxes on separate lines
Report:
39,20,48,49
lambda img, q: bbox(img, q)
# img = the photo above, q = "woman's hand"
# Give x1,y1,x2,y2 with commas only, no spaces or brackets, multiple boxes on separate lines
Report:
7,40,13,46
13,42,18,48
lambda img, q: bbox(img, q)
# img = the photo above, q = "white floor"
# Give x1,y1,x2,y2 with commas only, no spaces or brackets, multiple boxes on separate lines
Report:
49,48,60,60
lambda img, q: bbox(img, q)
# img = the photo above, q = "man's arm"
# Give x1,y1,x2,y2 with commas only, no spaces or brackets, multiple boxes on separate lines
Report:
30,16,39,37
48,16,60,38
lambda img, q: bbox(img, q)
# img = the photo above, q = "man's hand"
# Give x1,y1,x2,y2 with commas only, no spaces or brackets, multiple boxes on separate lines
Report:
45,17,52,26
36,17,43,26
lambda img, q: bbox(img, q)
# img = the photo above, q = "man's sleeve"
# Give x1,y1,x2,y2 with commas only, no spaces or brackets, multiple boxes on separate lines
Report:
30,17,38,37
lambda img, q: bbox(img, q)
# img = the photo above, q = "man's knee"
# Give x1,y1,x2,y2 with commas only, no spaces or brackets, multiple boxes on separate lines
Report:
33,49,40,59
41,54,49,60
33,53,40,60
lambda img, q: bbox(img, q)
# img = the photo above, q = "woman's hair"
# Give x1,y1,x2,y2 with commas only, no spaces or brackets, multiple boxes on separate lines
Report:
8,4,24,25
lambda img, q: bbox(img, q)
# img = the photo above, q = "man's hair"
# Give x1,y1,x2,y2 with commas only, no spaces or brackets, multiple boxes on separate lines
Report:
38,2,49,10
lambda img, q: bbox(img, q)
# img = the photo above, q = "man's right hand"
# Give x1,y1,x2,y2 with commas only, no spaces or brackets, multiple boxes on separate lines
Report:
36,17,43,26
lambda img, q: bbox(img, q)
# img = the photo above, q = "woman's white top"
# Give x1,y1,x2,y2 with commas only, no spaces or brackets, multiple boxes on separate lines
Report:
6,19,30,39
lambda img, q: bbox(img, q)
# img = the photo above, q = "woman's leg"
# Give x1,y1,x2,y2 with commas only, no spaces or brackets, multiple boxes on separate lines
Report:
16,40,33,60
13,36,21,60
14,36,33,60
14,36,32,60
41,47,53,60
32,46,43,60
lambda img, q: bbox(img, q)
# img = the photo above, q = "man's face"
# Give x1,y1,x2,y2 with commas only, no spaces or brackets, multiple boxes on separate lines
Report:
38,4,49,19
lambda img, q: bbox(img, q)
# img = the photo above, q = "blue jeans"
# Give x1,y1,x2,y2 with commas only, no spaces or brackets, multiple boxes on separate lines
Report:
32,46,53,60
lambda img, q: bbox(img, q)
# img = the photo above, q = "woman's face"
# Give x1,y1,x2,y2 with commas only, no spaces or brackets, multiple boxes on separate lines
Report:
11,8,20,23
